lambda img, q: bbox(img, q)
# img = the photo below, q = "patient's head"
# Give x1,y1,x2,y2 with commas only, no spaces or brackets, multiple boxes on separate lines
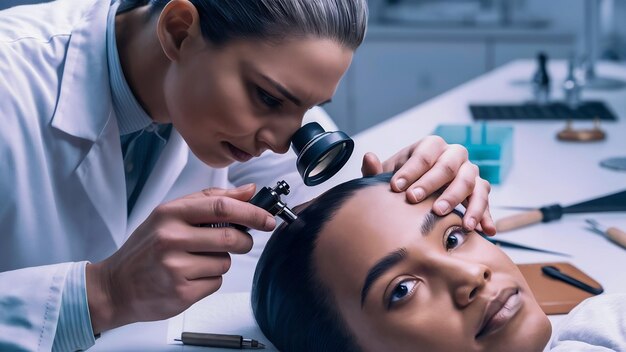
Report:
252,174,551,352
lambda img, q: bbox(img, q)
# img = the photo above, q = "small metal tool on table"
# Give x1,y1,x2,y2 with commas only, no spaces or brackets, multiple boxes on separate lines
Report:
585,219,626,249
484,236,570,257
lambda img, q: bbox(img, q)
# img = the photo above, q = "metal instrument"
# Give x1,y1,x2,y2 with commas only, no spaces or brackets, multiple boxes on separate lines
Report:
585,219,626,250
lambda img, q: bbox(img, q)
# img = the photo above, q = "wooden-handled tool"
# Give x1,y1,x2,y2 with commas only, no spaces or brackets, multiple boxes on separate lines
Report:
495,189,626,233
496,209,546,233
585,219,626,249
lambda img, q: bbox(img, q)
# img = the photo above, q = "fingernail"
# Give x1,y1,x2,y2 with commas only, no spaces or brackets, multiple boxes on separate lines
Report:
265,217,276,230
396,178,407,190
436,200,450,214
465,217,476,229
412,187,425,201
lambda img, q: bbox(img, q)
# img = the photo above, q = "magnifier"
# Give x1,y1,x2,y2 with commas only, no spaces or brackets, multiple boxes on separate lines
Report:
291,122,354,186
242,122,354,227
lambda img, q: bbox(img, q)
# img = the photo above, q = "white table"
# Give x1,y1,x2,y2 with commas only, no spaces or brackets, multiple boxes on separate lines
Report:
93,60,626,351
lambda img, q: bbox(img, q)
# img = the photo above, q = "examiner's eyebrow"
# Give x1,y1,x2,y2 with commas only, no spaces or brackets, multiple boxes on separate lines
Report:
260,74,302,107
360,248,407,307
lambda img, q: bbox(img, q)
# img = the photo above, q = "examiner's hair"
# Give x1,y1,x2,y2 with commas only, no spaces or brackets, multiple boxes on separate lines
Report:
123,0,367,50
251,173,393,352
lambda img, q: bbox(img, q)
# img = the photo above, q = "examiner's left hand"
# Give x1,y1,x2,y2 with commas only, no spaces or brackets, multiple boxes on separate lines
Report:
360,135,495,235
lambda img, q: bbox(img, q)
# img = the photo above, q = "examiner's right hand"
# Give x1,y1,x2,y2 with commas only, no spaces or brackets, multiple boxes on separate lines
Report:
85,184,275,334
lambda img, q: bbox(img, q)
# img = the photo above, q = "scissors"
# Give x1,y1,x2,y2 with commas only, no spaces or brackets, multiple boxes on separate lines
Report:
482,236,571,257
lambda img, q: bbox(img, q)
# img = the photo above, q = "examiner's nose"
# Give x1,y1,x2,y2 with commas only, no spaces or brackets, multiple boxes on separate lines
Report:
445,258,492,307
260,134,291,154
259,119,302,154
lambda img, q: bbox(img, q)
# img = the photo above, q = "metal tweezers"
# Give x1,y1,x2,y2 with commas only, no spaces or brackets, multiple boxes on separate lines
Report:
483,236,571,257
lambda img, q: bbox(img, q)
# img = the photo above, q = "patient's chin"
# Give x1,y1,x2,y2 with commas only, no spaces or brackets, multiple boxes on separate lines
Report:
506,310,551,352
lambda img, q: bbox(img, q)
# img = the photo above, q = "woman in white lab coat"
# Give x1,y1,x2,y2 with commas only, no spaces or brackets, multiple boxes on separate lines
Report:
0,0,494,350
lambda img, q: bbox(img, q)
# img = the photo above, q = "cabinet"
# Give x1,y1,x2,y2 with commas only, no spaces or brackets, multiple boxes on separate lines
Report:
351,40,486,132
322,28,575,135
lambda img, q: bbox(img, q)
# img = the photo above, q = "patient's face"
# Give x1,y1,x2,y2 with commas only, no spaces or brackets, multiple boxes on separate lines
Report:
314,185,551,352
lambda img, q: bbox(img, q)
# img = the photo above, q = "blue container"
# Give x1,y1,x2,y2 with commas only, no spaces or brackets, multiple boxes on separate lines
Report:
433,124,513,184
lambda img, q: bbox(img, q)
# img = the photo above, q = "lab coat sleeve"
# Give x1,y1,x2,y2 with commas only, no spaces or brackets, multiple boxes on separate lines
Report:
550,293,626,351
52,262,96,352
0,263,67,351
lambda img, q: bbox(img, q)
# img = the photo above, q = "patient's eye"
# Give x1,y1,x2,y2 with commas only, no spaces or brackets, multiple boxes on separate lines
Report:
444,226,469,251
389,278,418,307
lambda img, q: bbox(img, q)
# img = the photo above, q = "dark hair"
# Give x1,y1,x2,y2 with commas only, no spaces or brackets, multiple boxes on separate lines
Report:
124,0,367,50
251,173,393,352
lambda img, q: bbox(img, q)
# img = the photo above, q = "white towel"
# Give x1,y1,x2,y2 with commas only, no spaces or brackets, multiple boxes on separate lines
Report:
550,294,626,351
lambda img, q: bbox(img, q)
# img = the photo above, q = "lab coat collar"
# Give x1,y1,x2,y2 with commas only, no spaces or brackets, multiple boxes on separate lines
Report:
75,112,127,247
49,0,129,246
48,0,189,247
51,0,113,142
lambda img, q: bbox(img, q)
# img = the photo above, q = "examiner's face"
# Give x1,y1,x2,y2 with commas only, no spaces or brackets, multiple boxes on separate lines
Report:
164,35,352,167
314,185,551,352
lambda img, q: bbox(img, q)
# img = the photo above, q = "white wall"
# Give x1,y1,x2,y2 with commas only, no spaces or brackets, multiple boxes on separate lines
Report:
519,0,625,60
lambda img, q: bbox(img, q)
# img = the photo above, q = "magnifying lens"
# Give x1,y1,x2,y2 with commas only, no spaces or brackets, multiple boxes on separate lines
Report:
291,122,354,186
232,123,354,229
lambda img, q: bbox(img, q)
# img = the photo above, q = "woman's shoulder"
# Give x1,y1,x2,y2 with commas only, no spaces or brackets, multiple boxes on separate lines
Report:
0,0,103,42
0,0,112,132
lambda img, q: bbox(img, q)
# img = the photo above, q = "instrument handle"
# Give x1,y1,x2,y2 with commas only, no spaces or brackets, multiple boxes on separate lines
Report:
606,227,626,249
495,210,543,233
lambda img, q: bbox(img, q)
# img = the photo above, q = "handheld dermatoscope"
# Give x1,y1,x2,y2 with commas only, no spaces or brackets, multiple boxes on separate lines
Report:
232,122,354,229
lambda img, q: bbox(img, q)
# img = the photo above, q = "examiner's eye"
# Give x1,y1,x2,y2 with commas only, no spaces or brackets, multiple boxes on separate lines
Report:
444,226,469,251
389,278,418,307
256,87,282,109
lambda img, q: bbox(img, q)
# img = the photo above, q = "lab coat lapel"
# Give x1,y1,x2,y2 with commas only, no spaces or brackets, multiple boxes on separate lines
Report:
50,0,127,247
74,114,128,247
126,129,188,236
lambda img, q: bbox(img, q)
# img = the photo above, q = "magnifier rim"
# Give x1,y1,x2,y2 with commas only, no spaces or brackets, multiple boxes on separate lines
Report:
296,131,354,186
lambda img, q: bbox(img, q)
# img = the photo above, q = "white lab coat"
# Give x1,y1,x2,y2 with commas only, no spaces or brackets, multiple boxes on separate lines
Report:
0,0,335,350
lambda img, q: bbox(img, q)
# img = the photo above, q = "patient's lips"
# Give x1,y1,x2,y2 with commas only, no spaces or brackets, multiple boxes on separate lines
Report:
476,287,522,339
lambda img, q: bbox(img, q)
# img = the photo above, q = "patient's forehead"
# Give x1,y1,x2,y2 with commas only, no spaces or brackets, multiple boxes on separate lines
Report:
314,185,435,288
319,184,435,243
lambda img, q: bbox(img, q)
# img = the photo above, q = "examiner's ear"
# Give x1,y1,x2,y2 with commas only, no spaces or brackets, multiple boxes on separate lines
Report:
156,0,202,61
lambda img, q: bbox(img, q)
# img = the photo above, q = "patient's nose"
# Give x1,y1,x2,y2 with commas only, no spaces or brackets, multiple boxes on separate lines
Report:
442,258,492,307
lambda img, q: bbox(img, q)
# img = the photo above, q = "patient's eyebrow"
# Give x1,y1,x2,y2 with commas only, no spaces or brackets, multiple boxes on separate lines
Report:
421,209,463,234
361,248,407,307
420,211,440,236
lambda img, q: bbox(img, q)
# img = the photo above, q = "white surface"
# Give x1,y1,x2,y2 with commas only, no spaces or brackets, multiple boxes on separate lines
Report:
93,60,626,351
167,293,278,352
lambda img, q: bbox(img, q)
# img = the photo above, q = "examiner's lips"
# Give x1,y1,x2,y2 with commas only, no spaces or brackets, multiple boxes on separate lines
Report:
476,288,522,339
225,142,253,162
